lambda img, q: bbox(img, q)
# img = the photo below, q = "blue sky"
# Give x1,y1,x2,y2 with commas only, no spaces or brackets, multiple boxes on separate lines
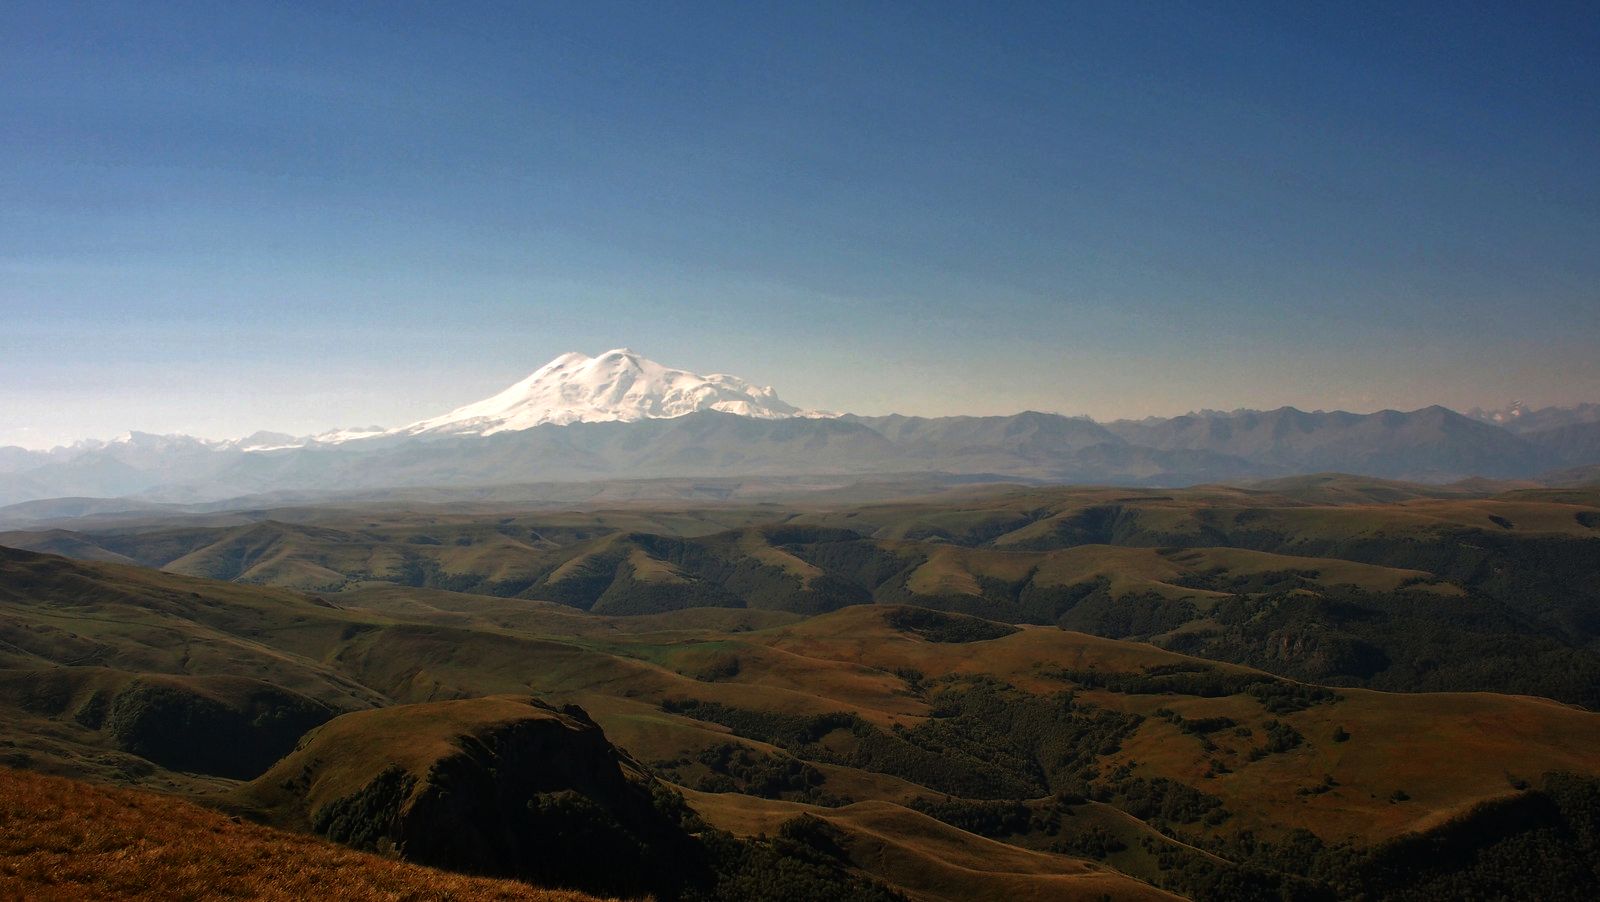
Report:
3,1,1597,447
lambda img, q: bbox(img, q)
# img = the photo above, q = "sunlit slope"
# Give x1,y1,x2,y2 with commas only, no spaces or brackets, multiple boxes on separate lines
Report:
0,766,605,902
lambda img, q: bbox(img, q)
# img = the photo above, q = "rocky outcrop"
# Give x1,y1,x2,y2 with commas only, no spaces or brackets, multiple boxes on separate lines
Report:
243,695,704,898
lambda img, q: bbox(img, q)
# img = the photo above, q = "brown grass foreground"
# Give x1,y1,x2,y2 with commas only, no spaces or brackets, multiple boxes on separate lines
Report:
0,766,610,902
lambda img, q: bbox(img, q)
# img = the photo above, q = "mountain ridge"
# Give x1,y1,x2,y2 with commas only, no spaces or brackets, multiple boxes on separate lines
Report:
1,405,1592,508
2,350,1597,505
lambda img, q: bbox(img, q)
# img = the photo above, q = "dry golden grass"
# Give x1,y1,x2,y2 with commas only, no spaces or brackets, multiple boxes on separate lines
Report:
735,530,823,585
0,766,608,902
899,540,1446,603
625,548,688,584
681,790,1183,902
1028,545,1208,599
903,545,1040,597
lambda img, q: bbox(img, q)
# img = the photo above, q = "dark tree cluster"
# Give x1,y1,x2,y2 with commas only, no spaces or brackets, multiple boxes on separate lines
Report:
907,797,1033,838
651,742,844,806
1143,774,1600,902
1091,767,1230,830
881,606,1019,643
662,677,1142,801
1051,824,1129,859
1048,665,1337,714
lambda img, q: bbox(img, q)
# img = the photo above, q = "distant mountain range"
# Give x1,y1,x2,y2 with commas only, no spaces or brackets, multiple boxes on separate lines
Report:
2,349,1597,507
1466,400,1600,434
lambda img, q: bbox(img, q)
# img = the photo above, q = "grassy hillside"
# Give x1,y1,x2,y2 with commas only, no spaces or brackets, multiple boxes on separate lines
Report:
0,765,607,901
5,514,1600,899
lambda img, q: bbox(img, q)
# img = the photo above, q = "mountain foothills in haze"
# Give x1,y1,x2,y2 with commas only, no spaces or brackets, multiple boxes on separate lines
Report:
1,349,1597,510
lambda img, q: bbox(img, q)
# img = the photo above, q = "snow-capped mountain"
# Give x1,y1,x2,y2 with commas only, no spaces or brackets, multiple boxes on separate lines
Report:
4,349,1599,511
384,348,818,439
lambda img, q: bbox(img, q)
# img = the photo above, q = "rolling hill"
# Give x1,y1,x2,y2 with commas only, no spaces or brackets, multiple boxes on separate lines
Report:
3,533,1600,899
9,481,1599,705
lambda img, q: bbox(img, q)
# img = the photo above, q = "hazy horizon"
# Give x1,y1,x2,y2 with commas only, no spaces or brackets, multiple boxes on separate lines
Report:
1,326,1594,449
5,2,1598,447
0,341,1583,452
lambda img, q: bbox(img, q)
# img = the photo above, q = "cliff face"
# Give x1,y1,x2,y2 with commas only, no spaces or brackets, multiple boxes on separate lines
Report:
243,695,703,898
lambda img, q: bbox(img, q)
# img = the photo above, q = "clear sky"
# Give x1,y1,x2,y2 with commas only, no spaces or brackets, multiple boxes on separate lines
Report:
3,1,1597,448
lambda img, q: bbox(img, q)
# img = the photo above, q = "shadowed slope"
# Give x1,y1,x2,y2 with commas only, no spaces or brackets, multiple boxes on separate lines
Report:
683,790,1183,902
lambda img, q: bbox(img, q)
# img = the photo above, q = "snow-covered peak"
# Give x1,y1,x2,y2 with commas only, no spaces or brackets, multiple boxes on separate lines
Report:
309,425,388,445
110,431,228,451
386,349,817,438
1467,401,1526,425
